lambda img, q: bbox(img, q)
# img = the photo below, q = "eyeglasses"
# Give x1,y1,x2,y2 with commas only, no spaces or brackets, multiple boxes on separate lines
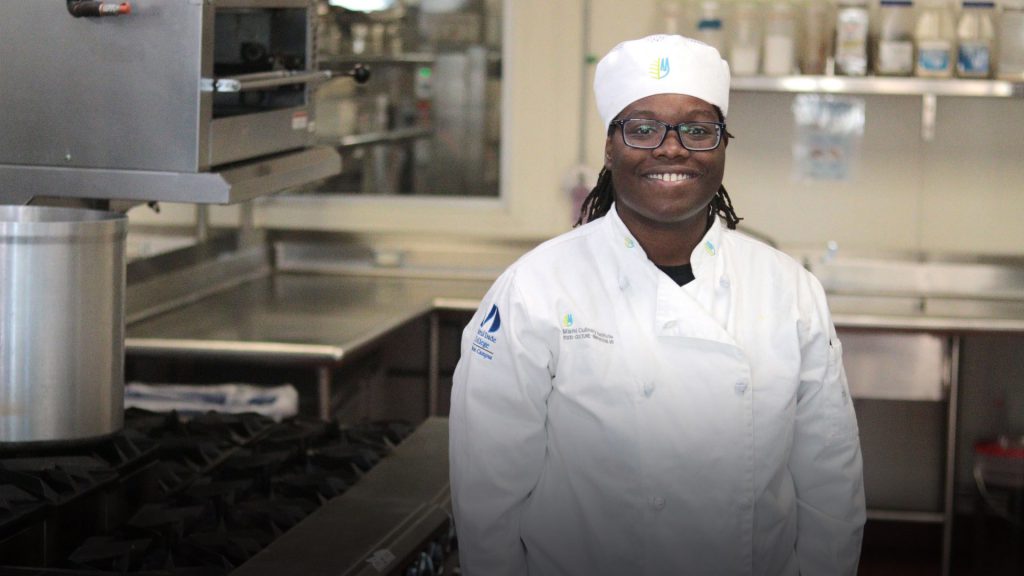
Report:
612,119,727,151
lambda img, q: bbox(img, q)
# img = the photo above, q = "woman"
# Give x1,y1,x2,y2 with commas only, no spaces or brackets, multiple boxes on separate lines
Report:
450,35,865,576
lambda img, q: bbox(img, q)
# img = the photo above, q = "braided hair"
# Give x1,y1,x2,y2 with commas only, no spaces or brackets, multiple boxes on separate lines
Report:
574,109,742,230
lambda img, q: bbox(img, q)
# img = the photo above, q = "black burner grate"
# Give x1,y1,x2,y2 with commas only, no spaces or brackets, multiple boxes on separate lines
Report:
0,410,414,575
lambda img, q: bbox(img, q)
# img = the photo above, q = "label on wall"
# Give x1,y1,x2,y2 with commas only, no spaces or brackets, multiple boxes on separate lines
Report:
791,94,865,181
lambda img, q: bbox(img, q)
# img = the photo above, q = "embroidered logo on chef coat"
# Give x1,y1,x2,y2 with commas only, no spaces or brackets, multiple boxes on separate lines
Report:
649,57,670,79
561,315,615,345
472,304,502,360
624,237,636,249
704,240,717,256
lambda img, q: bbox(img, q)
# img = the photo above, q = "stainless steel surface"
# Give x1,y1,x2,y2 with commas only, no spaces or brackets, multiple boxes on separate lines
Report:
941,336,961,576
207,70,333,92
1,206,126,444
126,274,492,363
802,253,1024,332
327,126,435,149
841,332,947,401
866,510,946,523
0,0,335,205
319,53,438,67
230,417,451,576
0,147,342,205
429,312,441,416
126,235,271,324
731,75,1024,97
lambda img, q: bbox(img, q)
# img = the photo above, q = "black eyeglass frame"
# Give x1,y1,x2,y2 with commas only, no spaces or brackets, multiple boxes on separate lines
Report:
611,119,728,151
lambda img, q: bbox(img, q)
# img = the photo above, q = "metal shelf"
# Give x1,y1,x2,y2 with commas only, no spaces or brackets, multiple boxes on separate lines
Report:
867,509,946,524
732,75,1023,141
319,52,437,69
731,75,1024,98
322,126,434,149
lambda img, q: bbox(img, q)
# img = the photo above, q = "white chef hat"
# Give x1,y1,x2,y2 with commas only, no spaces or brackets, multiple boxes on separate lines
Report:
594,35,731,129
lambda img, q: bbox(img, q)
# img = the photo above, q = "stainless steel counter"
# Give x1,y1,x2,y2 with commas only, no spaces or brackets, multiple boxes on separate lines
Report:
127,270,1024,365
127,274,492,363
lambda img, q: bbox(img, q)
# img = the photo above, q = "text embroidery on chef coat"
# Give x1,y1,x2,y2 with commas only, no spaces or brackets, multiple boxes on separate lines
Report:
471,305,502,360
560,314,615,345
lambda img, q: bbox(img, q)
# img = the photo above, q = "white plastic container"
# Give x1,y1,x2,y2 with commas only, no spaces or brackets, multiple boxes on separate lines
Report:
694,0,727,54
834,0,871,75
763,1,797,75
999,0,1024,79
956,0,996,77
875,0,916,75
915,0,956,77
729,1,762,75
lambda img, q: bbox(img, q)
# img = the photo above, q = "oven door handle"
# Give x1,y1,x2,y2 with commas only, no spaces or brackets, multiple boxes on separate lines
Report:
201,70,333,93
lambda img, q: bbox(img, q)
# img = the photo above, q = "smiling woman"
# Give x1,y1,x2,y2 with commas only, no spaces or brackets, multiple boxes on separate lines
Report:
450,35,866,576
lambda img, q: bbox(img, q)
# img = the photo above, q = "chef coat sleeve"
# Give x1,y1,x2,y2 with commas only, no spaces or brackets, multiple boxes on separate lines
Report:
790,274,866,576
449,268,554,576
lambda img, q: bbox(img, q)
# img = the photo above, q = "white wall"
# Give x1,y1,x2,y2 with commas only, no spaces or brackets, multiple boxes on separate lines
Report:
131,0,1024,256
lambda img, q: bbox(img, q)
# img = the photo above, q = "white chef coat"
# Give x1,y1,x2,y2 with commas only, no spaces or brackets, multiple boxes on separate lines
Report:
450,204,865,576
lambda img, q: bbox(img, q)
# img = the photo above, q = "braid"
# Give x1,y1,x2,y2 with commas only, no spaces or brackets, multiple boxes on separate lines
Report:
574,167,615,227
573,174,743,230
710,184,743,230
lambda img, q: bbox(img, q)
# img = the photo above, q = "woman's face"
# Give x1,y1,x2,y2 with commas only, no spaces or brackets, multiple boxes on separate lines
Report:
604,93,727,232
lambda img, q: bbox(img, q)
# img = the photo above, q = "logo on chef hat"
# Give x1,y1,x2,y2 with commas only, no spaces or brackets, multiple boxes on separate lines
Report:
480,304,502,333
649,57,670,79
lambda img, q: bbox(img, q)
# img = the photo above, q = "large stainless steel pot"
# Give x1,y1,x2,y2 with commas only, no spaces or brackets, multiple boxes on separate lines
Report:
0,206,126,444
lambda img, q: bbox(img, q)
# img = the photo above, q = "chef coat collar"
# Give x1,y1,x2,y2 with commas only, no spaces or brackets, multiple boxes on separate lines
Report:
606,203,725,281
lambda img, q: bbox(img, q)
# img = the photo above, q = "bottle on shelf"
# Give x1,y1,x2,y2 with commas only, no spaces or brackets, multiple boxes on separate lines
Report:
763,0,797,75
875,0,916,76
834,0,871,75
657,0,684,35
915,0,957,77
729,0,762,75
998,0,1024,79
693,0,727,55
800,0,833,75
956,0,996,78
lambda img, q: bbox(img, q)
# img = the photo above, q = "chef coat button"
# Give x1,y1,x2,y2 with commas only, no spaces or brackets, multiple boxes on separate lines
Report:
720,275,731,288
734,381,749,395
619,276,630,290
642,381,655,398
649,496,666,510
663,320,677,330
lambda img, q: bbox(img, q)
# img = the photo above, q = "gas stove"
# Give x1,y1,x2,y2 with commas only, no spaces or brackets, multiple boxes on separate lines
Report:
0,410,453,575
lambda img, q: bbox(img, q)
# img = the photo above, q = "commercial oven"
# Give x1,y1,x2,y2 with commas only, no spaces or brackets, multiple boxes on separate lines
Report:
0,0,355,205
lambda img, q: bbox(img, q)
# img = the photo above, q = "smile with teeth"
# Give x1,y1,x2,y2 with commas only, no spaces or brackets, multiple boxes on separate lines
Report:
645,172,698,182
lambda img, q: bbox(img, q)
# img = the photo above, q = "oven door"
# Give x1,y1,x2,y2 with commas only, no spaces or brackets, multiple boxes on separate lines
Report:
203,0,329,168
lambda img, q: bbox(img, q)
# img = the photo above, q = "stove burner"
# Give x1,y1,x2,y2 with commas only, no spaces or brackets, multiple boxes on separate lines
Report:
0,410,415,575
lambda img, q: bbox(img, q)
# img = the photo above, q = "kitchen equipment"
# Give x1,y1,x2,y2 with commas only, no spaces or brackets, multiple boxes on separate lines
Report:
0,411,452,576
1,206,126,445
0,0,358,205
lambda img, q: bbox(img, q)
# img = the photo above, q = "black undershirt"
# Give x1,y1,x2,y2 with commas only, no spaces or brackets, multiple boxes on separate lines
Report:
657,263,695,286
